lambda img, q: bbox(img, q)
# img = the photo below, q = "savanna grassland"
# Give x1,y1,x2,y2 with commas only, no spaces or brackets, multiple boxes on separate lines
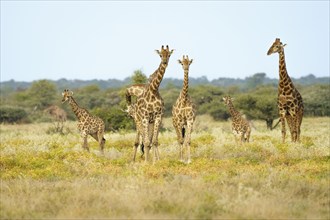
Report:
1,116,329,219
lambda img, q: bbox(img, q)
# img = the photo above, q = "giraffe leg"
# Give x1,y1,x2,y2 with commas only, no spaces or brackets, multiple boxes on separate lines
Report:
82,133,89,152
245,125,251,143
280,116,286,143
173,118,184,162
99,133,105,154
185,122,193,164
286,115,296,142
142,119,151,162
297,110,303,142
151,117,162,164
91,132,105,154
132,130,140,162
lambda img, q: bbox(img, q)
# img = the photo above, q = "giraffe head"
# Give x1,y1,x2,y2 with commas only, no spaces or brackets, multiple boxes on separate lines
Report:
155,45,174,65
267,38,287,55
61,89,73,103
222,96,234,106
178,55,193,71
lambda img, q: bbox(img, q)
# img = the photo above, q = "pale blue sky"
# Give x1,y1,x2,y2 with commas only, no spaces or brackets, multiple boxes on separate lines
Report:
1,1,329,82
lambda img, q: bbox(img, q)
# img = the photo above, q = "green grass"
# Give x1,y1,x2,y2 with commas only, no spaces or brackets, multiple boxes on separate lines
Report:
0,116,329,219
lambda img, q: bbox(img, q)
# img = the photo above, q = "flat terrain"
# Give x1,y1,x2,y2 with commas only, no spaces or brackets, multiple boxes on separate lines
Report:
1,116,329,219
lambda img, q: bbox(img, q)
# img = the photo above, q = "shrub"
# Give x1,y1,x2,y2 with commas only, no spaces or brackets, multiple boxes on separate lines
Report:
0,106,28,123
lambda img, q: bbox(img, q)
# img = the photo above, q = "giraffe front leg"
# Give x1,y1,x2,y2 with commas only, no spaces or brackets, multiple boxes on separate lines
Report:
280,115,286,143
141,119,151,163
152,118,162,164
173,119,184,162
184,123,193,164
82,132,89,152
286,115,296,142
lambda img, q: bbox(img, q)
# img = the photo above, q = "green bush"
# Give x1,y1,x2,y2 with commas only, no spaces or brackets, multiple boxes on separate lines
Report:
0,106,28,123
91,107,134,132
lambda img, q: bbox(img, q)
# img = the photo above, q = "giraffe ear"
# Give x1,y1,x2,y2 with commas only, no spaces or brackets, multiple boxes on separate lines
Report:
61,92,65,96
170,49,174,54
178,59,182,64
283,44,287,47
190,59,193,64
155,50,160,55
69,91,73,96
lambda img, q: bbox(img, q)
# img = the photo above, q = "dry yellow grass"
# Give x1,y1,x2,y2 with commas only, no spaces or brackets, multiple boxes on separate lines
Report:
0,116,329,219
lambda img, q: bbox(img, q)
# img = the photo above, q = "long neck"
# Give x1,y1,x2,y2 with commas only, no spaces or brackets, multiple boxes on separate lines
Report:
68,97,83,120
149,62,167,91
180,69,189,102
227,101,239,118
278,50,293,87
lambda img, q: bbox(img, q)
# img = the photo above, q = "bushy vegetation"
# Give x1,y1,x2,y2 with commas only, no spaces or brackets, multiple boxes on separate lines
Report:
0,106,28,123
0,72,329,131
0,117,329,219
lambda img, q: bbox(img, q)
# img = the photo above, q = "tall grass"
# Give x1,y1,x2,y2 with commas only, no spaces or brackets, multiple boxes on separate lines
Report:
0,116,329,219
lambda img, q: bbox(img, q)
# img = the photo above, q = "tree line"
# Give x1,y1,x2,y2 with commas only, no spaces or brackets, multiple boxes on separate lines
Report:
1,72,329,131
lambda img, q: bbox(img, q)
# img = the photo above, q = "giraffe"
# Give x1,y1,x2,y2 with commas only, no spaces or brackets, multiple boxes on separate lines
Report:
267,38,304,143
124,60,165,161
222,96,251,143
44,105,67,133
62,89,106,153
135,45,174,163
172,55,196,164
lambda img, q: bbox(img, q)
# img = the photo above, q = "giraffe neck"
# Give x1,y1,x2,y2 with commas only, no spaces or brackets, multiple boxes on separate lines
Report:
68,97,83,120
180,69,189,103
227,101,239,118
278,50,293,89
149,62,168,91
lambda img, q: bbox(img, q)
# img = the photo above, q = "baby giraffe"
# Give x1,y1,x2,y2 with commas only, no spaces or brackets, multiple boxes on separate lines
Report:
223,96,251,144
62,89,105,153
172,55,196,163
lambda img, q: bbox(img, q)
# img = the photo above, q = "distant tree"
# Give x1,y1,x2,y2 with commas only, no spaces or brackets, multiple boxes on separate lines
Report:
131,69,147,84
302,84,330,116
236,86,278,129
245,73,266,89
27,80,57,109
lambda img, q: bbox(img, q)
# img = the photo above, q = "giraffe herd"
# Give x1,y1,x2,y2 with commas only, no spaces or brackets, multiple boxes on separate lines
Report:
60,38,304,164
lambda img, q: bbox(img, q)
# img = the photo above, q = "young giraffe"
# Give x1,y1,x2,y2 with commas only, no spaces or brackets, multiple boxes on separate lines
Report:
135,45,174,163
223,96,251,143
267,38,304,143
172,55,196,164
62,89,106,153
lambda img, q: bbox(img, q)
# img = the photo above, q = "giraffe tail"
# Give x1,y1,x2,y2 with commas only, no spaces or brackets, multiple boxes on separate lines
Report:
140,143,145,157
182,127,186,139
